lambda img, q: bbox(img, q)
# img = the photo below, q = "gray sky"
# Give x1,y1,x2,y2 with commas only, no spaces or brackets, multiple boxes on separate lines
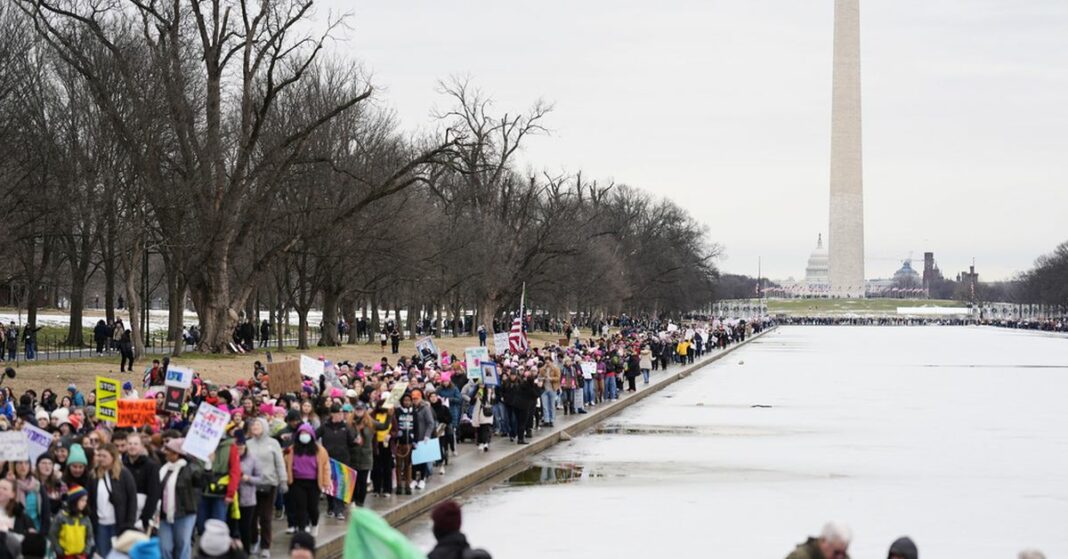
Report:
320,0,1068,281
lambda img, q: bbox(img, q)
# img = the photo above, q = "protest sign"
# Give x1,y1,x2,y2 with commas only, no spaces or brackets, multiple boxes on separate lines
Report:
300,355,324,379
266,360,302,395
492,333,509,354
23,425,52,464
118,399,158,428
164,366,194,389
384,381,408,409
580,362,596,380
464,347,490,380
182,402,230,462
96,376,119,422
480,362,500,387
329,459,358,504
164,386,185,413
0,432,28,461
415,337,438,360
412,439,442,465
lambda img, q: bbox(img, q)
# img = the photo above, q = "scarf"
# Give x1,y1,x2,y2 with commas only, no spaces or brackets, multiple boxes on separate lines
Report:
15,476,38,506
159,459,186,523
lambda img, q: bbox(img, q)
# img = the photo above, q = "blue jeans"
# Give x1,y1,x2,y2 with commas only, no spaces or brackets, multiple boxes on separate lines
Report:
160,514,197,559
541,390,558,424
583,382,595,407
605,375,618,400
492,402,506,435
642,368,650,384
95,523,117,557
25,342,36,360
196,495,229,534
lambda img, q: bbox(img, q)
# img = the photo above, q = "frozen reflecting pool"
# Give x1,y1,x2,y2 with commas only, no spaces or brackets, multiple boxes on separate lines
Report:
405,326,1068,558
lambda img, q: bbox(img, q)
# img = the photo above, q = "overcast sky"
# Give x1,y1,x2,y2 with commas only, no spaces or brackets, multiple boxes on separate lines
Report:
319,0,1067,281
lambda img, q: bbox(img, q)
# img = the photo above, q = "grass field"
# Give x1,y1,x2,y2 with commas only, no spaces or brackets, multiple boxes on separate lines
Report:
767,298,964,316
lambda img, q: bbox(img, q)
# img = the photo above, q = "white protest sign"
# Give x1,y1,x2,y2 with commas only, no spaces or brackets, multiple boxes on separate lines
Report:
182,402,230,462
492,333,509,354
580,362,596,380
165,365,194,389
0,431,29,461
23,425,52,464
465,347,490,380
300,355,325,379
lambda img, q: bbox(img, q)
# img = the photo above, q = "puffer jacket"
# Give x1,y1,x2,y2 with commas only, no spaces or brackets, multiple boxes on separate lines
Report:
316,419,355,465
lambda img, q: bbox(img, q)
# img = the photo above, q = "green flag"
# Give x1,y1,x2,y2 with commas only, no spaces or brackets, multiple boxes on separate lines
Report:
344,507,427,559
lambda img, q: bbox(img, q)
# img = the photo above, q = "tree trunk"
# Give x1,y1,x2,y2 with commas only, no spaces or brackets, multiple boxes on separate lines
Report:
370,296,380,342
121,238,146,358
103,226,116,324
66,263,87,346
297,308,309,350
319,289,341,346
342,297,358,345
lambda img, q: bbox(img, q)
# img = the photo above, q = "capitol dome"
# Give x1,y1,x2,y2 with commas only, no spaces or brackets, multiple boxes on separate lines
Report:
805,234,830,288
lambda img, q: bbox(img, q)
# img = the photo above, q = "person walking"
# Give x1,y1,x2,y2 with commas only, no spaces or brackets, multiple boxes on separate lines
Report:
235,431,264,553
786,522,852,559
315,404,354,519
624,351,641,393
87,444,138,557
94,320,110,355
246,418,286,558
369,400,396,498
427,501,491,559
537,361,560,428
4,323,17,362
159,438,204,559
284,424,330,537
22,323,42,360
470,384,494,452
118,330,135,373
348,402,375,507
639,345,653,385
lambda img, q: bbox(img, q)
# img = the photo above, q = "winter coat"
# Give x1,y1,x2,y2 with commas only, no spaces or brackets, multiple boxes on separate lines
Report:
47,510,94,557
88,467,139,532
470,390,494,429
428,532,471,559
159,458,206,521
538,364,561,391
246,418,288,490
284,424,332,493
639,349,653,370
123,453,161,528
511,378,541,412
414,401,436,442
237,449,264,507
316,419,355,466
350,419,375,471
208,437,242,501
786,538,839,559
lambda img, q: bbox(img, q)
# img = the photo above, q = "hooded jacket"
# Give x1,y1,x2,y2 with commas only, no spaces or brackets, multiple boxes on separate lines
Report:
245,418,288,490
283,424,331,493
414,400,436,442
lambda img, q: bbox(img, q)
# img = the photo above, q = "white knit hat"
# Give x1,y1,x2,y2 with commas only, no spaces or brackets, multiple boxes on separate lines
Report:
198,519,231,556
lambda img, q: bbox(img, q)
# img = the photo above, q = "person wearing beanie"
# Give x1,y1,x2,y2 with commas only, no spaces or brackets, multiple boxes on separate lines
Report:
109,529,149,559
888,537,918,559
315,404,354,519
288,531,314,559
195,519,243,559
235,431,264,554
47,485,94,559
428,500,491,559
283,424,330,538
63,444,92,490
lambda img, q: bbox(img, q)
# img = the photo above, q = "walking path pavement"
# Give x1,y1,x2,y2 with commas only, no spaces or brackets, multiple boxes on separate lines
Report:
269,327,776,558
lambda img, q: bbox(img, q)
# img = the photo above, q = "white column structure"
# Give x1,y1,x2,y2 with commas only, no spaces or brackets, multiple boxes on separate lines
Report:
828,0,865,298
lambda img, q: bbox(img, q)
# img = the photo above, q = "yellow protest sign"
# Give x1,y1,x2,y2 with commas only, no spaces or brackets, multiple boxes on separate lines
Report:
96,376,119,422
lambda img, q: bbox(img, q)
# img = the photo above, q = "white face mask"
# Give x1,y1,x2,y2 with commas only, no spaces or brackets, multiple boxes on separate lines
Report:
298,434,312,445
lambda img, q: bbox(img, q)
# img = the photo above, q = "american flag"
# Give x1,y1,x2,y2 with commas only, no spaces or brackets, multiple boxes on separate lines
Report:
508,315,528,354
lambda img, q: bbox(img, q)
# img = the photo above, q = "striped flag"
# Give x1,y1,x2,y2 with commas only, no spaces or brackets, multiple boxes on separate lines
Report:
508,282,529,354
329,458,358,504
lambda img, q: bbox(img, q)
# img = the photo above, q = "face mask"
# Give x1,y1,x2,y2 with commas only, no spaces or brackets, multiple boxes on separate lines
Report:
298,434,312,445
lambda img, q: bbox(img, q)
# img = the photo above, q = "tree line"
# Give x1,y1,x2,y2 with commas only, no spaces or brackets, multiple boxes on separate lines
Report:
0,1,721,355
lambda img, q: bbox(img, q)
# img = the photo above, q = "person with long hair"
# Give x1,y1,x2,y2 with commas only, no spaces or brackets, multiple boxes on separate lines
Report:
283,424,330,537
245,417,286,558
369,399,396,498
10,460,50,534
348,402,376,507
87,443,137,556
159,438,204,559
35,455,66,529
0,478,34,554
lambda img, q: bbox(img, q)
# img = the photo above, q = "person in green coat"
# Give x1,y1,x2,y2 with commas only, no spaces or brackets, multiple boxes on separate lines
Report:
348,402,376,507
786,522,852,559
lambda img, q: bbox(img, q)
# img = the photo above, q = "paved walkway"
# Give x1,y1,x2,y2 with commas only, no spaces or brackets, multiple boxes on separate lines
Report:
267,328,776,558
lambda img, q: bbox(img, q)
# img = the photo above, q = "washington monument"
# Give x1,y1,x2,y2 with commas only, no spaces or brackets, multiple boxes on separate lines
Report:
828,0,865,298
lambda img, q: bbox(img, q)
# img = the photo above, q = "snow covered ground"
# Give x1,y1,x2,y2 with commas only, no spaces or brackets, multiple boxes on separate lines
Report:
405,326,1068,557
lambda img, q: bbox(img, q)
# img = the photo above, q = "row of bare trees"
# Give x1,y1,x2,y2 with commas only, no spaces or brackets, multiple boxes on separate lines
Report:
0,0,721,354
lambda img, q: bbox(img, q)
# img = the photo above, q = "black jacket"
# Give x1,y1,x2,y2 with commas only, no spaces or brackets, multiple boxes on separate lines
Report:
87,467,139,532
429,532,492,559
316,420,355,465
511,378,542,412
123,453,162,526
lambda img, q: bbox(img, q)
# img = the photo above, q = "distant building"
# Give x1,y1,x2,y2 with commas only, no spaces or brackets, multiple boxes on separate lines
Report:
957,264,979,301
892,259,921,286
805,234,830,292
922,252,943,293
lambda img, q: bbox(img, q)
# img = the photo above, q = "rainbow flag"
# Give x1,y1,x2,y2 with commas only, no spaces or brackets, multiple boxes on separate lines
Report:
329,458,358,504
